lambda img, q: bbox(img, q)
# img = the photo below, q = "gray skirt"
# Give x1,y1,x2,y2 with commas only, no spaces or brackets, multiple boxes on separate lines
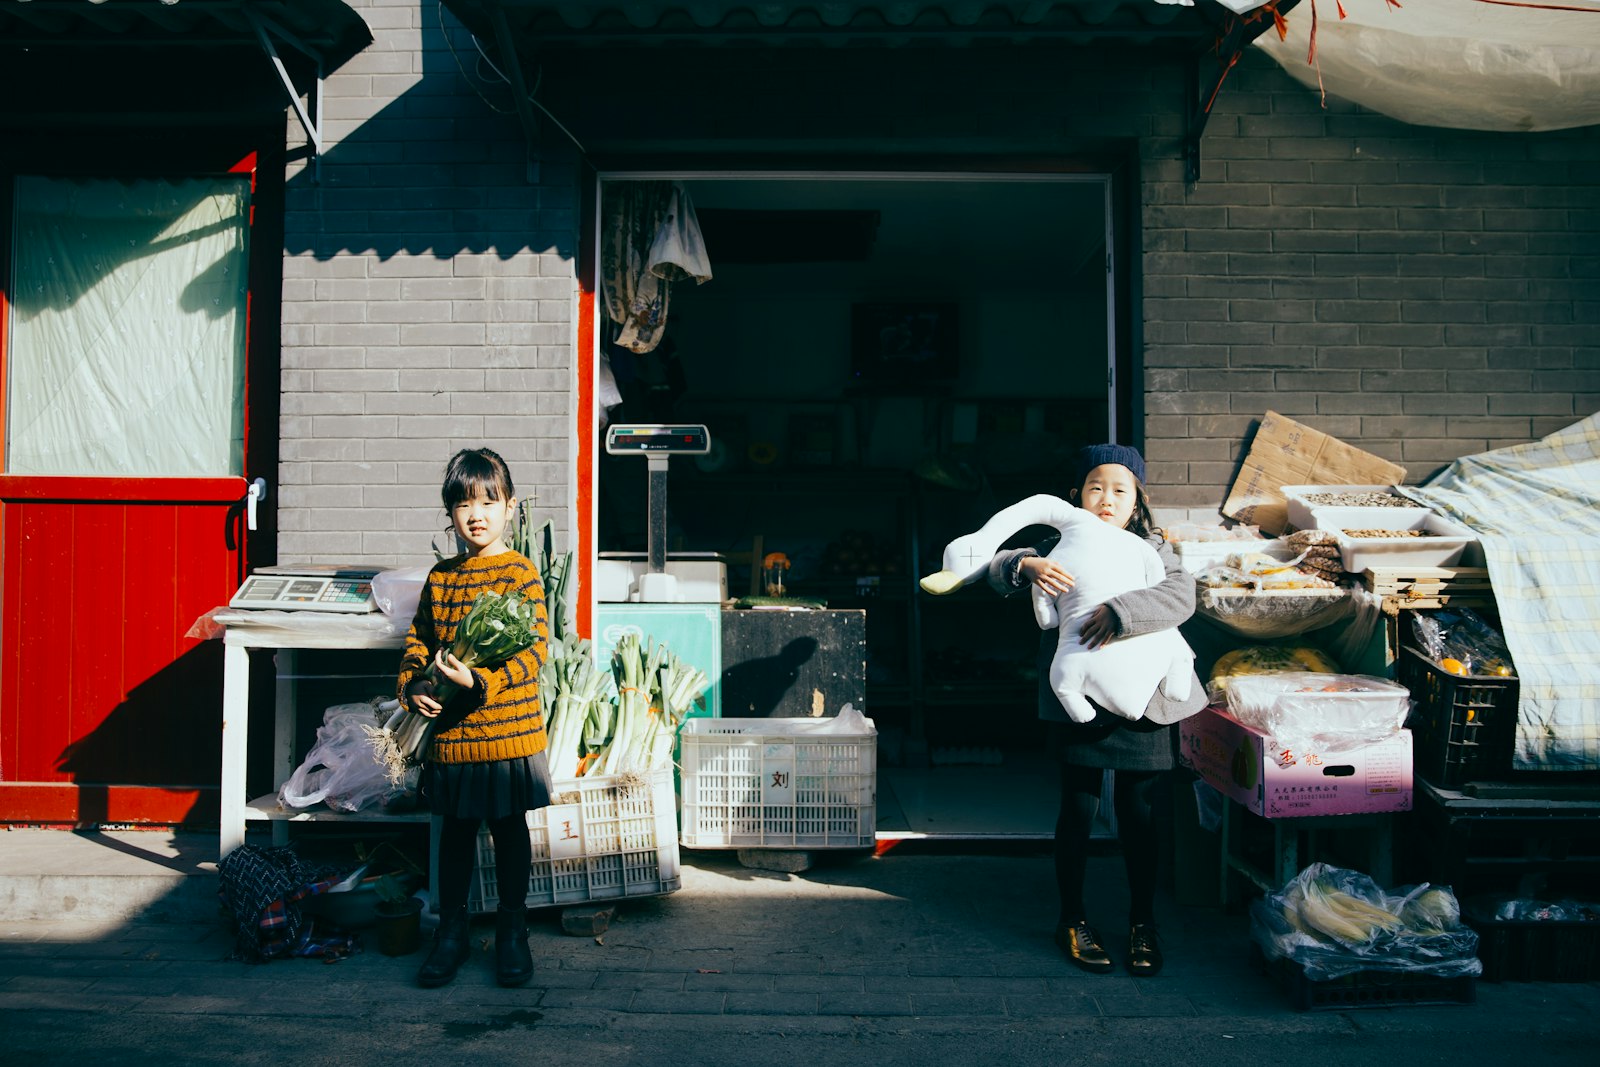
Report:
423,750,555,822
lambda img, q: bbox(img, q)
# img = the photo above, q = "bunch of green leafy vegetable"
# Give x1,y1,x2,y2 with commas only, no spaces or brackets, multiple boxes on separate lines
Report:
371,589,545,783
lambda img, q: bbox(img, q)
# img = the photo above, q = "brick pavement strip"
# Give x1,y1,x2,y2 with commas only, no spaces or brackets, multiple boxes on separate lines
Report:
863,973,959,993
1095,994,1199,1017
627,990,727,1014
724,991,821,1015
907,992,1009,1016
682,970,773,992
1003,993,1104,1017
771,972,866,994
817,992,915,1016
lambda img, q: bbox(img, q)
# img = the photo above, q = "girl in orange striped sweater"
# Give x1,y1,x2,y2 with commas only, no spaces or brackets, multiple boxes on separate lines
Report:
399,448,550,989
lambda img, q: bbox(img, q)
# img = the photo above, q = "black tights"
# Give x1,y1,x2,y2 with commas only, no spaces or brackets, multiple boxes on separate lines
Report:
1056,765,1161,926
435,813,531,915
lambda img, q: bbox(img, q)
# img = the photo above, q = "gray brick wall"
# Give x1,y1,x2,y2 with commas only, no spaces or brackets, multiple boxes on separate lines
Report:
278,17,1598,556
1141,53,1600,524
279,0,576,566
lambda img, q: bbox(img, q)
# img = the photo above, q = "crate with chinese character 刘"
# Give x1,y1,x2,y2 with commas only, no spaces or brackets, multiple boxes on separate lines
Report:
467,767,680,913
679,717,876,849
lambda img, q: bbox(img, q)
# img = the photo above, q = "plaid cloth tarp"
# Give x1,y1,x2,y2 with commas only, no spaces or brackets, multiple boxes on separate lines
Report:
1401,411,1600,771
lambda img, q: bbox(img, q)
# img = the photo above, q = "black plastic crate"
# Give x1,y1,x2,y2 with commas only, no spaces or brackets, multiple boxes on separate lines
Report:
1398,646,1519,788
1256,948,1477,1011
1465,913,1600,983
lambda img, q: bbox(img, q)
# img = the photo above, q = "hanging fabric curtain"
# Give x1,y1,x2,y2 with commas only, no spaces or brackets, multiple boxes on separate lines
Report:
600,180,712,354
6,176,250,477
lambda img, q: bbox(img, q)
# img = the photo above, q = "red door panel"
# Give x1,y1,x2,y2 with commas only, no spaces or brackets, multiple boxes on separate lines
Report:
0,477,245,822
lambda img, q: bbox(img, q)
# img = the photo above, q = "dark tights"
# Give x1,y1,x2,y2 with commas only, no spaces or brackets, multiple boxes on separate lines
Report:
435,813,531,914
1056,764,1160,926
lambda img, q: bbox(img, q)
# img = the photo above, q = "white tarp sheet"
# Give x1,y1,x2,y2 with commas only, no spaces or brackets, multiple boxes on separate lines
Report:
1256,0,1600,132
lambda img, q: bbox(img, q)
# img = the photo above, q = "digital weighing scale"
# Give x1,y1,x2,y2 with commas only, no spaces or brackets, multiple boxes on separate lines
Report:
604,424,711,604
228,564,381,613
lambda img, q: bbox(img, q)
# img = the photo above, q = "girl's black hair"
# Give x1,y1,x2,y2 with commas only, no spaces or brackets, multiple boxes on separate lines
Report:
442,448,514,509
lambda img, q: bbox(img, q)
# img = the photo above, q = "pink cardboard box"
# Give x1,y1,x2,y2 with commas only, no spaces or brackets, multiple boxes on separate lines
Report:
1179,706,1413,818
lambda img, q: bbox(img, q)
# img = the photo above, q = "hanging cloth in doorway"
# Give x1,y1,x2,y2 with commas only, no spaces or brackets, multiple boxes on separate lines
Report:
601,181,712,354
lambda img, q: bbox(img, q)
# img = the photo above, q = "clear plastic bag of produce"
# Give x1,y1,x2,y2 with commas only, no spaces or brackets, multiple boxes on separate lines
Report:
1226,671,1410,752
279,699,413,813
1250,862,1482,980
371,564,430,620
1410,608,1517,678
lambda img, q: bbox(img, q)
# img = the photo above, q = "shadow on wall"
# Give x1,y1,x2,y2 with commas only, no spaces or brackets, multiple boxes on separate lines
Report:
281,1,581,263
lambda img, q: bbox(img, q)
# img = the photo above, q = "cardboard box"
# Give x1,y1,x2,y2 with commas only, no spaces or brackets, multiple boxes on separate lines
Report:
1223,412,1407,536
1180,706,1413,818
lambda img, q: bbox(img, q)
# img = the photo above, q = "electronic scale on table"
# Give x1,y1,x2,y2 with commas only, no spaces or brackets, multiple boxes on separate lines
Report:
228,564,381,613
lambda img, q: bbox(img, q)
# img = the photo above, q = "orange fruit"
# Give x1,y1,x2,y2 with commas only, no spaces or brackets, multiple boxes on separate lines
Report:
1440,657,1468,676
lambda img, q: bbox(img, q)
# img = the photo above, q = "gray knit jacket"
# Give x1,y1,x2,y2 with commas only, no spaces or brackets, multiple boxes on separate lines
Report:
987,532,1208,726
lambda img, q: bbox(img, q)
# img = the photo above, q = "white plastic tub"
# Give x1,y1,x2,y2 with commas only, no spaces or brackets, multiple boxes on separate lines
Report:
1329,511,1479,572
1280,484,1409,533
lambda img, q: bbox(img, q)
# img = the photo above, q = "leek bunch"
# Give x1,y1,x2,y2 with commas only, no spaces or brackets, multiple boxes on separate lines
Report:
511,509,572,642
541,634,615,779
370,589,545,783
591,633,709,777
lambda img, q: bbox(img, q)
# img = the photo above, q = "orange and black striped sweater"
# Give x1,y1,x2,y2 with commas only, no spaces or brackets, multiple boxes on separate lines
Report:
397,551,549,765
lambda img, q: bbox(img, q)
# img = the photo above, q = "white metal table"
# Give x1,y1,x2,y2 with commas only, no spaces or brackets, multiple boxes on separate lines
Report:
216,611,420,858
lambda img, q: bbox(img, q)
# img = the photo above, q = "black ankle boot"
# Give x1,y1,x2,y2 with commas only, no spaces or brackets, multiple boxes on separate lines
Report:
495,906,533,987
417,907,472,988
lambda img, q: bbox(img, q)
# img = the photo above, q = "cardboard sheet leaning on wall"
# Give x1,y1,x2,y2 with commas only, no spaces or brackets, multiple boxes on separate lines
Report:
1223,411,1406,536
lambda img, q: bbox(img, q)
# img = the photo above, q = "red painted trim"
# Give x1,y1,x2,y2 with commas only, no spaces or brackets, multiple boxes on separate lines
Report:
0,784,218,827
575,165,598,639
2,784,218,827
0,476,246,502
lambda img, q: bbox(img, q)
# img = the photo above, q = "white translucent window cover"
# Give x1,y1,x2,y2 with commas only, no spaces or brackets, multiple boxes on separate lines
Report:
6,176,250,477
1255,0,1600,132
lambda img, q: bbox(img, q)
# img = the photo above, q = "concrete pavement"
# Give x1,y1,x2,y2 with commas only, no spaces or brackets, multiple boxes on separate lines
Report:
2,831,1596,1065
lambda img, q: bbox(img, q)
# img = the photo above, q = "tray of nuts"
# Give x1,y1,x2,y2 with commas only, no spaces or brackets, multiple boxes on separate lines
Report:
1280,484,1412,532
1322,511,1479,572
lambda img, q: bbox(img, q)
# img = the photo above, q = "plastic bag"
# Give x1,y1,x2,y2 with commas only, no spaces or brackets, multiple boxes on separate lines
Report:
1195,586,1362,642
1250,862,1481,980
1226,672,1410,752
371,564,430,620
279,700,408,813
1410,608,1516,678
815,702,877,735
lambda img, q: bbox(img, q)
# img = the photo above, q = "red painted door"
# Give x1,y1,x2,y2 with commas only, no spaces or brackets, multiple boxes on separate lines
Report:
0,160,266,826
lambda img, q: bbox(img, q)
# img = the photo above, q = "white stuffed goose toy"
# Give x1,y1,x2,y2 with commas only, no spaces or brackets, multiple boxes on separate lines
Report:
920,494,1195,723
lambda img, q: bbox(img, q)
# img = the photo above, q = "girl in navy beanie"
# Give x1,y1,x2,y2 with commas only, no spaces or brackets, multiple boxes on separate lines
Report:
986,443,1206,978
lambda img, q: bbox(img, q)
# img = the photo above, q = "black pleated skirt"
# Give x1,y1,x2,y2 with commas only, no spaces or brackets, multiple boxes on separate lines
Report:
423,751,555,821
1046,704,1178,772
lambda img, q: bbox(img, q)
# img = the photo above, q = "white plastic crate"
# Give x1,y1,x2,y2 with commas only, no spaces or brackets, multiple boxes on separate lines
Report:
679,717,877,849
467,767,680,913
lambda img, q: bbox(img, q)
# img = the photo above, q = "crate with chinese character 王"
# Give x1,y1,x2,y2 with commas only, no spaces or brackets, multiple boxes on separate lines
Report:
467,767,679,913
679,716,877,849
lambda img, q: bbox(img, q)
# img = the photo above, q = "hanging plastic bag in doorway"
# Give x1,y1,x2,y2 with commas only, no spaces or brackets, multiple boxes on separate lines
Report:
279,699,410,813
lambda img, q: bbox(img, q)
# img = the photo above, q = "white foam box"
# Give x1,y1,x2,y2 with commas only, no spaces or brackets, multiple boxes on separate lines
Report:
467,767,680,912
1180,706,1413,819
596,554,728,603
1318,509,1479,571
679,718,877,849
1280,484,1408,533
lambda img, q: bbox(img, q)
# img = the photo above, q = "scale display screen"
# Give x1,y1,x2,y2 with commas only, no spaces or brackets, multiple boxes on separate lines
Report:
228,573,377,613
605,424,710,455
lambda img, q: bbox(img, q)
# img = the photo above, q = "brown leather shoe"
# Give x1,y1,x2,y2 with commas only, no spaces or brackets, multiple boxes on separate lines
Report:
1054,920,1114,974
1128,922,1164,977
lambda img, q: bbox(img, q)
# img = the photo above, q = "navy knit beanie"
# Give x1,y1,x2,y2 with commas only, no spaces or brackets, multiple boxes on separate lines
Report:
1073,443,1146,488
